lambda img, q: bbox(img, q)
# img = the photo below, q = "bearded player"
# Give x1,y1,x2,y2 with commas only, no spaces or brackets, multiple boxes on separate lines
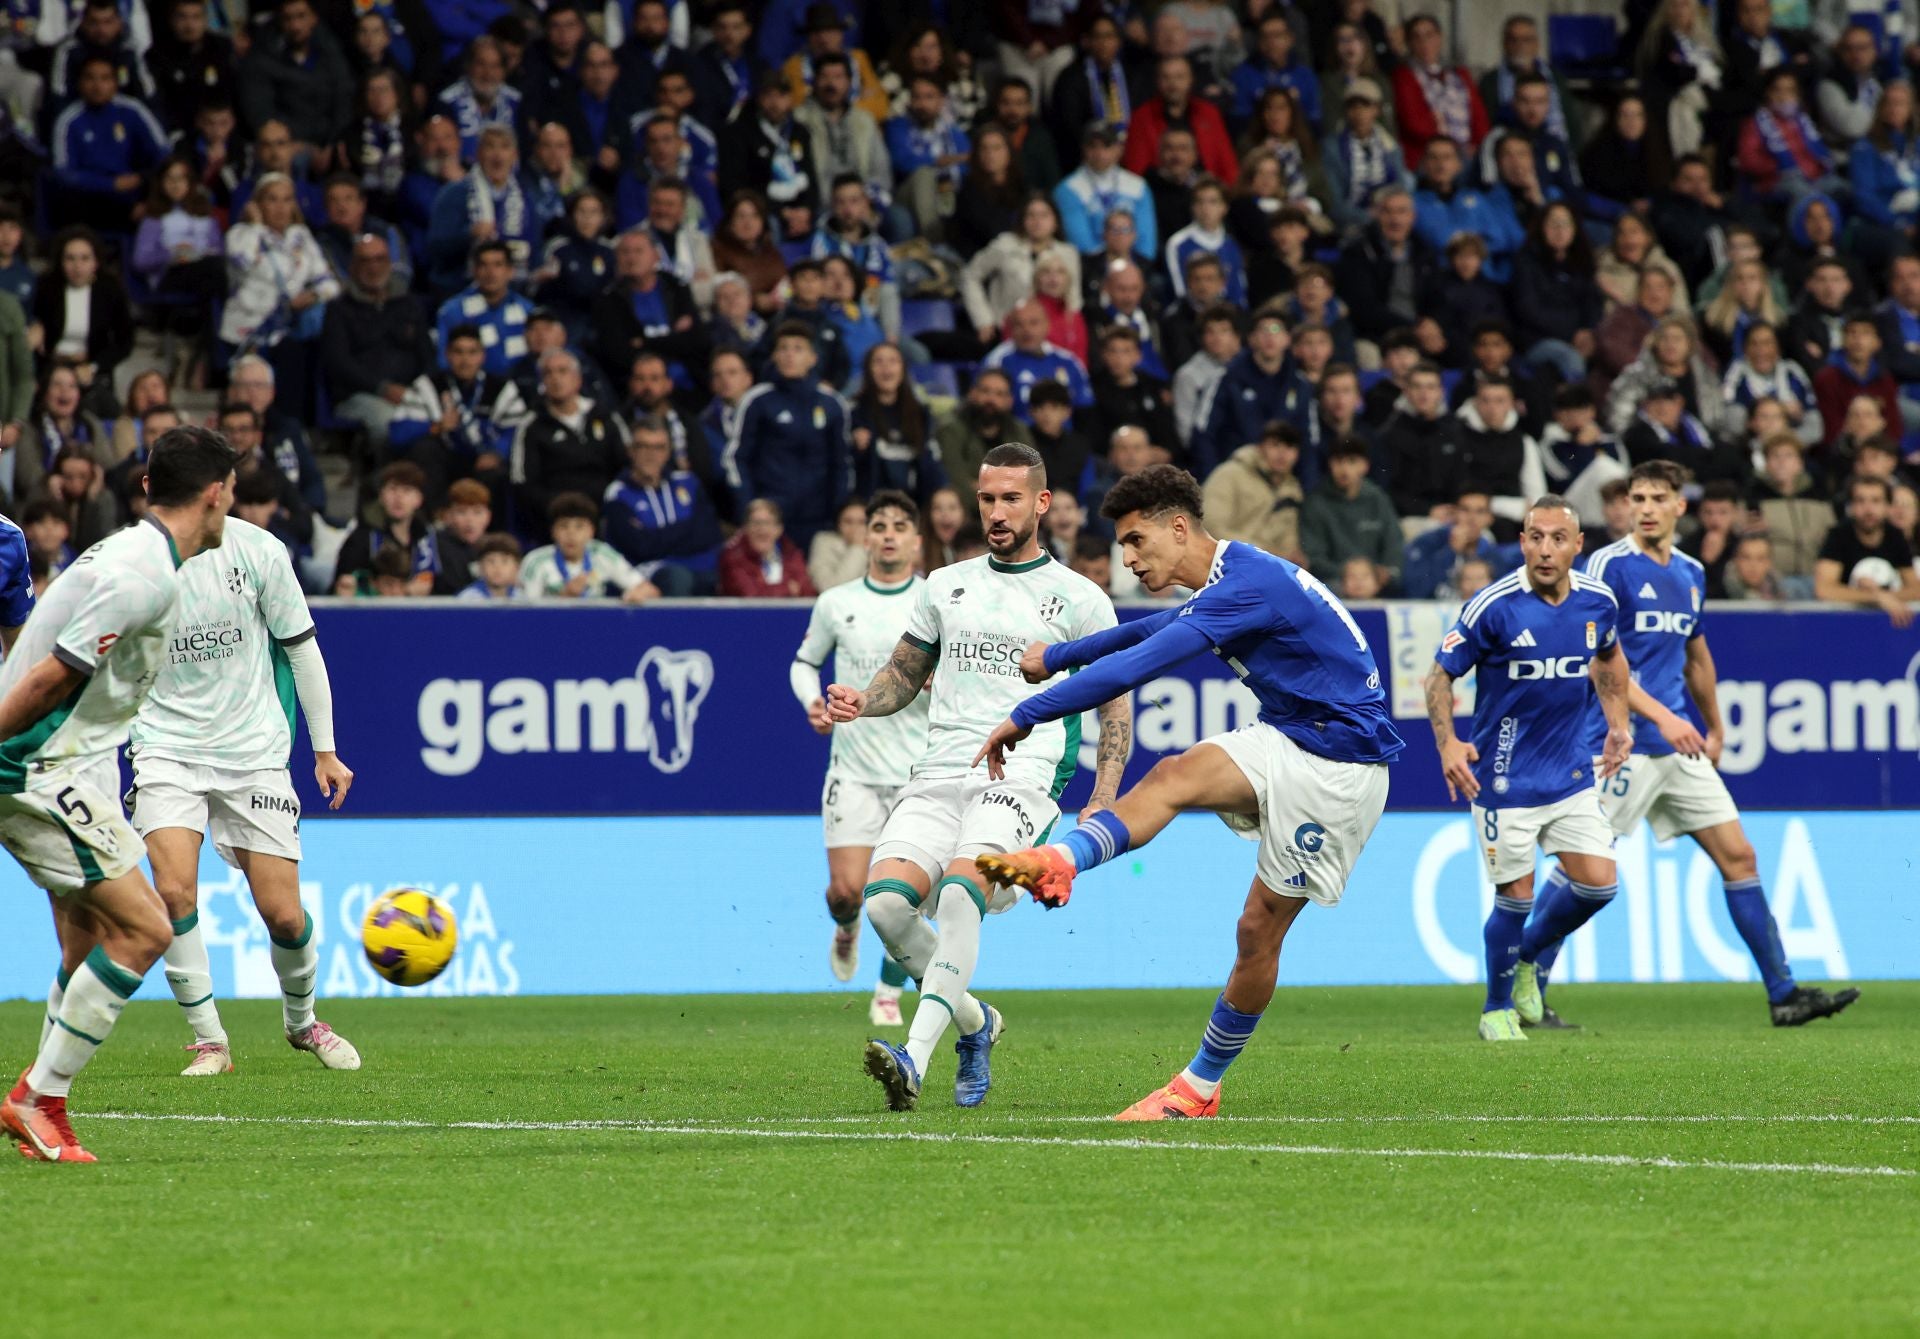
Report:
826,444,1131,1111
973,465,1402,1120
791,490,926,1025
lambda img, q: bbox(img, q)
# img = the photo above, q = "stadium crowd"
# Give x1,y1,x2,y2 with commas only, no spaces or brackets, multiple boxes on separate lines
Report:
0,0,1917,618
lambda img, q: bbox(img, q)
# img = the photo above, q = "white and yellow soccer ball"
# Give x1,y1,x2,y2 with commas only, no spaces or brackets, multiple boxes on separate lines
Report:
362,888,459,987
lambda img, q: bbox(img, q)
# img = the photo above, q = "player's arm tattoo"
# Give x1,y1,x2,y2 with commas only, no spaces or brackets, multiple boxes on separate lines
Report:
1424,663,1458,744
1091,696,1133,797
861,637,937,717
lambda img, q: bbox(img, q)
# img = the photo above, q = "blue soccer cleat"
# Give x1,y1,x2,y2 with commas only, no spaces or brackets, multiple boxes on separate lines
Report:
863,1039,921,1111
952,1003,1005,1108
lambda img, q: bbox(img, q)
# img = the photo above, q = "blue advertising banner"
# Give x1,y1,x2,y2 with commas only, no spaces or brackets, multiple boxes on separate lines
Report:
296,602,1920,817
0,811,1901,1001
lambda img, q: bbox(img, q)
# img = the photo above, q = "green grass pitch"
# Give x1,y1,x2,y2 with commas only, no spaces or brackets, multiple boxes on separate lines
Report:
5,983,1917,1337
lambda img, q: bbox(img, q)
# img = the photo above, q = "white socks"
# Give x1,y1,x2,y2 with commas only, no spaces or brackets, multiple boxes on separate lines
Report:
42,968,68,1048
30,950,142,1097
272,913,318,1034
906,882,984,1072
163,911,227,1046
866,884,987,1062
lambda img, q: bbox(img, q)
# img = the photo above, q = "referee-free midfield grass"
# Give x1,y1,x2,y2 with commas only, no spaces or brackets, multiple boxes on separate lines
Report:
4,984,1916,1338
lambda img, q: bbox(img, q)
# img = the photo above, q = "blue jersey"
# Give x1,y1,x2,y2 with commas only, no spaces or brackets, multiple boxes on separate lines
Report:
1013,541,1404,765
1582,537,1705,757
0,515,34,633
1435,570,1620,809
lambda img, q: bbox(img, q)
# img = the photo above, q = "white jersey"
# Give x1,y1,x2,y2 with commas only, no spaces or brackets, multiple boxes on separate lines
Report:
0,517,183,790
903,551,1116,795
796,574,929,788
129,517,316,772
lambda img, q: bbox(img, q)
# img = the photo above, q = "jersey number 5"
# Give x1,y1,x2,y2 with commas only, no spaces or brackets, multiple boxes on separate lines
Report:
55,787,94,827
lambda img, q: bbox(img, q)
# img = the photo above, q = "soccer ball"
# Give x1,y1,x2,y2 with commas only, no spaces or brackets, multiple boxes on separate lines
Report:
362,888,459,987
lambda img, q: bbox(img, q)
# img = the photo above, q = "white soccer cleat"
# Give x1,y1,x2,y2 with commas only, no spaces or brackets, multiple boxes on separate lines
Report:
180,1041,234,1077
288,1021,362,1071
869,989,904,1026
830,926,859,983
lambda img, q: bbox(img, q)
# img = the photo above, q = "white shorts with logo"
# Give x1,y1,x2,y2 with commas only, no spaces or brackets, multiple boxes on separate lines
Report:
1471,787,1615,885
1207,722,1391,907
822,770,900,849
129,755,302,867
1595,751,1740,842
871,772,1061,914
0,755,143,895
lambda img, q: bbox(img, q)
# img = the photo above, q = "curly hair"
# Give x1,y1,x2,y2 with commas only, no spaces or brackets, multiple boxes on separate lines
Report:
1098,464,1205,524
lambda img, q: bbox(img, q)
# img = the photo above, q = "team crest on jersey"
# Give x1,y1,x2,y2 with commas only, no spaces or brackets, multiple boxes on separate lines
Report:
1585,621,1596,649
1691,586,1701,612
591,421,604,440
1037,594,1065,622
813,406,826,429
226,566,248,594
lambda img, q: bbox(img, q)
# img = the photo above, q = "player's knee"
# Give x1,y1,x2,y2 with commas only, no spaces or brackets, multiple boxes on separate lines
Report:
151,873,198,921
259,902,306,942
1722,842,1759,883
119,901,174,969
825,880,863,921
862,879,923,941
1234,903,1285,963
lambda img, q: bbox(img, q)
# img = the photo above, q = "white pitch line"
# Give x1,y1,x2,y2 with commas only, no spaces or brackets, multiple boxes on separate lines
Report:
85,1112,1914,1179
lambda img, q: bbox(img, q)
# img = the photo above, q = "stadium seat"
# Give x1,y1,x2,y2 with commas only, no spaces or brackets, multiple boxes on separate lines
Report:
900,298,956,338
911,362,961,398
1359,369,1390,392
1549,14,1627,82
1440,369,1462,398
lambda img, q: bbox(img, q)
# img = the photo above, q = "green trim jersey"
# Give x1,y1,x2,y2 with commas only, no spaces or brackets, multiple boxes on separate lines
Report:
129,517,316,772
0,517,184,792
796,574,929,788
902,552,1117,796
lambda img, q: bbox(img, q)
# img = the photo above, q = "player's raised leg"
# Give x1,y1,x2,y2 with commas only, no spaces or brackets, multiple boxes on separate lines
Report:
1118,879,1307,1120
146,824,235,1075
1691,819,1859,1025
233,847,360,1068
6,866,172,1163
861,854,993,1110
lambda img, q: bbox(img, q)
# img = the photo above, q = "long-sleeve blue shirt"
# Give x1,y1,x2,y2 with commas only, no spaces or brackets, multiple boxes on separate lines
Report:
50,96,167,195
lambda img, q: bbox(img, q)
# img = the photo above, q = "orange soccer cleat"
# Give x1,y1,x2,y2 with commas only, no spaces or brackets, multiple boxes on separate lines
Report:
2,1075,98,1163
1114,1072,1220,1122
975,846,1077,909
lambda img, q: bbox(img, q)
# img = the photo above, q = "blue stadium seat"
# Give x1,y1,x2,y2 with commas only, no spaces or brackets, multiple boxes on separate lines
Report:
911,362,961,398
1549,14,1626,81
1440,369,1462,398
900,298,955,338
1358,369,1390,392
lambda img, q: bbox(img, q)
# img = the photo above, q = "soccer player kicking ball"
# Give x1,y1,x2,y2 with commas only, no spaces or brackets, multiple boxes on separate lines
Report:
1425,495,1633,1042
119,508,359,1075
791,490,927,1025
1,428,236,1162
826,445,1130,1111
1519,462,1860,1029
973,465,1403,1121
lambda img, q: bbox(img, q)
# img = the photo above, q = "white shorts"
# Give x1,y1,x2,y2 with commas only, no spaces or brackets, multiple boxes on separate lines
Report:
822,770,899,849
871,772,1061,914
1471,788,1615,886
0,755,143,895
129,755,302,867
1206,722,1391,907
1595,751,1740,843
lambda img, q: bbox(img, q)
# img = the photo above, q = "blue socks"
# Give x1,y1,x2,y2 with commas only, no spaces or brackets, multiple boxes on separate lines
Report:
1052,810,1131,874
1526,866,1572,991
1521,875,1618,963
1186,994,1262,1085
1483,894,1530,1011
1725,878,1796,1003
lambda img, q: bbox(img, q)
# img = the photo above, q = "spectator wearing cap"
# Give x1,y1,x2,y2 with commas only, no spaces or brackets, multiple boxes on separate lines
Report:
1203,419,1307,564
426,125,535,296
239,0,353,164
725,320,849,546
1334,187,1435,351
334,461,439,596
718,70,822,226
601,411,721,595
1122,56,1238,185
1321,76,1410,237
982,298,1094,426
434,239,531,378
49,55,167,234
1391,13,1489,170
783,2,888,123
509,347,629,529
390,322,516,506
758,0,856,71
322,231,435,453
1301,435,1401,590
1055,123,1157,261
1191,302,1313,480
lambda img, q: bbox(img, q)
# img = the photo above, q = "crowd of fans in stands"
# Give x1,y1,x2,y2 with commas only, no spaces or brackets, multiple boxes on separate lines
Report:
0,0,1917,619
